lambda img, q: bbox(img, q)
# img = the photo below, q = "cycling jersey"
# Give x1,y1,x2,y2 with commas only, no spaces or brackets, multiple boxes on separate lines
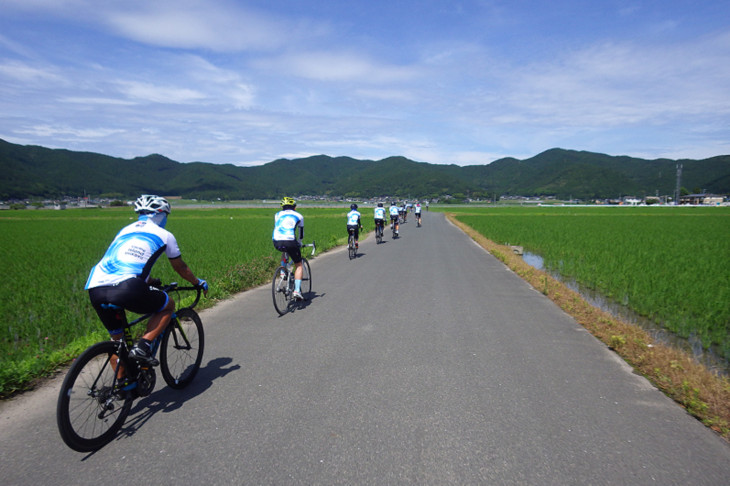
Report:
272,209,304,241
415,205,422,214
389,205,399,217
347,210,361,226
85,216,181,289
374,207,386,220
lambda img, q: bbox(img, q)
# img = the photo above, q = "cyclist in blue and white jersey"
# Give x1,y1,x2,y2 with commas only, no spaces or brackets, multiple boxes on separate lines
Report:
272,197,305,300
346,203,362,248
414,202,422,226
389,201,400,236
373,202,386,237
86,195,208,364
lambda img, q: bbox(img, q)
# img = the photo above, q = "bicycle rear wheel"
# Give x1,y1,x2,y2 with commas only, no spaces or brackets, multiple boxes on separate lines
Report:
57,341,133,452
348,234,356,259
160,308,205,389
272,265,291,315
376,226,383,244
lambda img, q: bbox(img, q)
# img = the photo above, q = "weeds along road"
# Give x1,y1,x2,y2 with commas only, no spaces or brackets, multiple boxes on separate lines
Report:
2,212,729,485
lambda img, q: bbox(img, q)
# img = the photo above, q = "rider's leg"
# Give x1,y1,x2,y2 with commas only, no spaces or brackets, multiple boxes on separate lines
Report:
142,297,175,342
294,261,303,292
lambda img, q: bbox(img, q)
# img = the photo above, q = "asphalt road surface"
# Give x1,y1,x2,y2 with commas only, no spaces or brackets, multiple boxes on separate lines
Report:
2,212,729,485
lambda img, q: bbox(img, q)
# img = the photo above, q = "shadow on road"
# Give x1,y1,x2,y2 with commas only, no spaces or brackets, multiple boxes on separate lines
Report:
284,291,324,314
114,357,241,443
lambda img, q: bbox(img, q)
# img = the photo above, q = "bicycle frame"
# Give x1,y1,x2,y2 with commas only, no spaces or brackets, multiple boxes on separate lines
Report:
111,283,202,394
273,242,315,315
57,283,204,452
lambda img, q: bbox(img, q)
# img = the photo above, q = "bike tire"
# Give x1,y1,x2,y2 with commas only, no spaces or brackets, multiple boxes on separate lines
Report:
56,341,133,452
272,265,291,315
300,258,312,296
160,308,205,389
348,234,355,260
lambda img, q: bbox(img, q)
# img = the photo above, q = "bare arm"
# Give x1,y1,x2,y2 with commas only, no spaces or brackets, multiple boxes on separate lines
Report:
169,257,207,295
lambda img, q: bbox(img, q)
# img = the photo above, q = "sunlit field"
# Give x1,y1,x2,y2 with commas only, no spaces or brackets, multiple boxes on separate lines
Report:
442,206,730,360
0,206,347,396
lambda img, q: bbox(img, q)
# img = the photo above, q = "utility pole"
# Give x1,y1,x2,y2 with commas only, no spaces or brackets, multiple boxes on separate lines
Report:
674,164,682,205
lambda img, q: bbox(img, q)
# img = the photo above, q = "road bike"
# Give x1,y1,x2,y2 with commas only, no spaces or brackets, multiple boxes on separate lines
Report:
391,220,398,239
56,283,204,452
272,242,315,316
375,221,384,244
347,227,358,260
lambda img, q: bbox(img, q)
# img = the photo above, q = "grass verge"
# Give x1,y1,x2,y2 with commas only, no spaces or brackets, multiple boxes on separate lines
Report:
446,213,730,441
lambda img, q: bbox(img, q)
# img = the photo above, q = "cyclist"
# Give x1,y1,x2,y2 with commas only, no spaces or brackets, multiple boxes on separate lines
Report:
85,195,209,364
273,197,305,300
415,202,422,226
346,203,363,248
373,202,386,238
389,201,400,236
400,201,408,223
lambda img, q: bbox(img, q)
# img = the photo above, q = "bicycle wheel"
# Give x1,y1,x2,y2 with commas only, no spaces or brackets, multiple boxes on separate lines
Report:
348,234,356,260
160,308,205,389
57,341,133,452
300,258,312,296
376,227,383,244
272,265,291,315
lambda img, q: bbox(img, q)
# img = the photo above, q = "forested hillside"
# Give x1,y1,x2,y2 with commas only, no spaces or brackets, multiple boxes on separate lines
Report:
1,139,728,200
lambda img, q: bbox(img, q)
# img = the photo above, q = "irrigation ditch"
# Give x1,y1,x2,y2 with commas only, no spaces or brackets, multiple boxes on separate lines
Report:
446,213,730,441
520,251,729,377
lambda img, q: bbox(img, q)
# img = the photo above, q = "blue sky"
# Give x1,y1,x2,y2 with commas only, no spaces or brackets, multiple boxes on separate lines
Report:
1,0,729,166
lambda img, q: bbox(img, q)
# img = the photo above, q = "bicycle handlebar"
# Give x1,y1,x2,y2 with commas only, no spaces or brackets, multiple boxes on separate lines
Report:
159,282,203,309
302,240,316,257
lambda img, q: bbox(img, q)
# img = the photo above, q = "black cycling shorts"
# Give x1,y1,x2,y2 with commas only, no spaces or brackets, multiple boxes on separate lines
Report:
88,277,169,334
273,239,302,263
347,224,359,239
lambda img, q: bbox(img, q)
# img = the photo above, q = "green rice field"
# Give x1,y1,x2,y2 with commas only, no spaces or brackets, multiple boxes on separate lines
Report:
444,206,730,361
0,206,348,396
2,204,728,396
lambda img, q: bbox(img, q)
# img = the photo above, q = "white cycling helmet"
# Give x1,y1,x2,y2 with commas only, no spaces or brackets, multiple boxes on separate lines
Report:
134,194,171,214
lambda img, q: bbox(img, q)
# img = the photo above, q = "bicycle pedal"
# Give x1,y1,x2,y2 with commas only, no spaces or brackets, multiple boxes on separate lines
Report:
131,356,160,367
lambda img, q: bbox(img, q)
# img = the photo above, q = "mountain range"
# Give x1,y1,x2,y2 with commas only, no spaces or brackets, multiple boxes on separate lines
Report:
1,138,728,201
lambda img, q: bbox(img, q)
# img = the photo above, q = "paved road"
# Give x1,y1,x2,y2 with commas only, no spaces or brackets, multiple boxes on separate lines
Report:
2,212,729,485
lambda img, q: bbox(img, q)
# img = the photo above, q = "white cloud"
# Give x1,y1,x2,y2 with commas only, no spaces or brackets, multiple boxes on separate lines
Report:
115,80,207,104
58,97,137,106
257,51,420,83
17,124,124,139
0,60,63,83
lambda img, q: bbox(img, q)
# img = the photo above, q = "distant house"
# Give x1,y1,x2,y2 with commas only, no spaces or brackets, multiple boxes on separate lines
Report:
679,194,725,205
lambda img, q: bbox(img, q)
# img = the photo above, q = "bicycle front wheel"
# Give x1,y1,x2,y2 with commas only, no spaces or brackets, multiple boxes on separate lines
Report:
272,265,291,315
56,341,133,452
160,308,205,389
300,258,312,296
